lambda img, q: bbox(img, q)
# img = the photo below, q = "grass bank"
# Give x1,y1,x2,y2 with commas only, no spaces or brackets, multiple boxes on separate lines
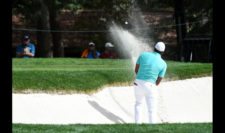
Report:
13,58,212,93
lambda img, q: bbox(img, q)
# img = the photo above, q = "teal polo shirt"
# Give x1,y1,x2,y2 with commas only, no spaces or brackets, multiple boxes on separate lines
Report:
136,52,167,84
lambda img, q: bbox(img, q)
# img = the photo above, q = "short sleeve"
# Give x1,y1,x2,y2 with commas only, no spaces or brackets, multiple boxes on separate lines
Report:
159,63,167,77
30,44,35,55
136,54,142,64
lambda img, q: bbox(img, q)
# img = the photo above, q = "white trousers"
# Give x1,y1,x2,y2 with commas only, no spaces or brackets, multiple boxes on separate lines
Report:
134,79,158,124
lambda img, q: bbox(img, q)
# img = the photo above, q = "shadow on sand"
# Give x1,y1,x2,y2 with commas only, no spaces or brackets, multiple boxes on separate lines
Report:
88,100,125,123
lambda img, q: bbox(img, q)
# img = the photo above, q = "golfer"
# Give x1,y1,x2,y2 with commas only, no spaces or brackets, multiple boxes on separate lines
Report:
134,42,167,124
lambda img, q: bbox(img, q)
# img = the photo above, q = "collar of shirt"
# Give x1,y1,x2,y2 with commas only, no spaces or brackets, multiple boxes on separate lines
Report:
153,51,161,57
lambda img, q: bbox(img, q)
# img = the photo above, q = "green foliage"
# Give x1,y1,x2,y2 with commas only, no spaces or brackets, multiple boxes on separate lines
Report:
135,0,212,35
184,0,212,35
136,0,174,11
12,0,133,27
13,123,212,133
12,0,42,25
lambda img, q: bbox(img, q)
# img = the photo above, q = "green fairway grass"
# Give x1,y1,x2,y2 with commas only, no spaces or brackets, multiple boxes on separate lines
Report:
13,58,212,93
13,123,212,133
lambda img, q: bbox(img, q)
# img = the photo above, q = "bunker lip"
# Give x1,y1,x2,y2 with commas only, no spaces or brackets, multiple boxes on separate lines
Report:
13,76,212,124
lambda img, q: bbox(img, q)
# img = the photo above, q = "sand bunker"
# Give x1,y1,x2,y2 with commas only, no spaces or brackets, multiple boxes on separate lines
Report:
13,77,212,124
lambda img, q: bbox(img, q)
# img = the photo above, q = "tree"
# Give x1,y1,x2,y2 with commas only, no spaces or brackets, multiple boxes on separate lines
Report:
44,0,84,57
13,0,131,57
184,0,212,35
35,0,53,57
173,0,212,61
13,0,53,57
45,0,63,57
174,0,187,61
136,0,174,11
12,0,83,57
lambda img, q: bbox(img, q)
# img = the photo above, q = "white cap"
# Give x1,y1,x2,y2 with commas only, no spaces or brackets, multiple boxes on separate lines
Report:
89,42,95,46
154,42,165,52
105,42,114,48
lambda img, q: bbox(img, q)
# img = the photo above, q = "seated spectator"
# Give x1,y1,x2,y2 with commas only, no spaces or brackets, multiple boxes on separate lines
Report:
81,42,101,59
16,34,35,58
100,42,117,59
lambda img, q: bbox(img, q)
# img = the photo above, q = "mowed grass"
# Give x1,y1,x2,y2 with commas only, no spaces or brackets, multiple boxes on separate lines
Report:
13,123,212,133
13,58,212,93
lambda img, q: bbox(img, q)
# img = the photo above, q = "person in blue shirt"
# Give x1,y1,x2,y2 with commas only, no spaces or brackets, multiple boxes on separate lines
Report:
16,34,35,58
81,42,100,59
134,42,167,124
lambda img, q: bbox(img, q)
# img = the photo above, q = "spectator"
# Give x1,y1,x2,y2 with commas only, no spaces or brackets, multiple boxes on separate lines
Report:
100,42,117,59
16,34,35,58
81,42,100,59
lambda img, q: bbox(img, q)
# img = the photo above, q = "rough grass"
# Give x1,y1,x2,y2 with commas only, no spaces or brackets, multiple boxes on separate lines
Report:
13,58,212,93
13,123,212,133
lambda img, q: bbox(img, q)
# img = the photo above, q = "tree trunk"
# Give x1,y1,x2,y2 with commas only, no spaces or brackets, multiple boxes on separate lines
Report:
49,10,64,57
174,0,187,61
46,0,64,57
35,0,52,57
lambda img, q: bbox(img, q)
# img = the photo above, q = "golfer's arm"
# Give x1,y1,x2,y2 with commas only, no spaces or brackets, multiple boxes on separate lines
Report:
135,64,140,74
156,77,163,86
